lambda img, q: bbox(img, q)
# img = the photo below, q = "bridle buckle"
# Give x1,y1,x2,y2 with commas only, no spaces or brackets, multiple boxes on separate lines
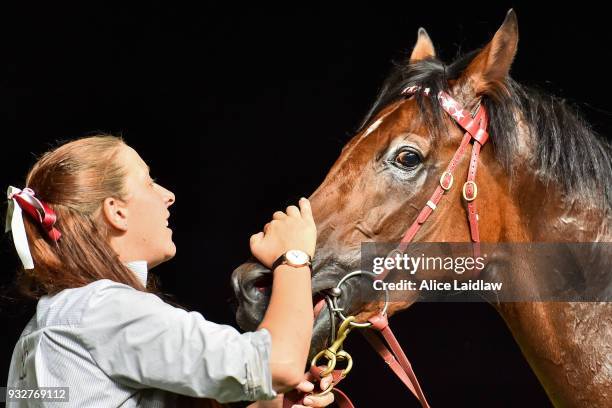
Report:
439,171,454,191
462,181,478,201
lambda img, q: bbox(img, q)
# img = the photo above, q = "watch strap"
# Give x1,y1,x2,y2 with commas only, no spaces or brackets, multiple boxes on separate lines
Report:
271,251,312,271
271,253,287,271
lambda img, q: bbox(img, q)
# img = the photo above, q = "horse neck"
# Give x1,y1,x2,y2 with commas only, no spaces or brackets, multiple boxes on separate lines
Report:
494,302,612,407
492,175,612,407
503,168,611,242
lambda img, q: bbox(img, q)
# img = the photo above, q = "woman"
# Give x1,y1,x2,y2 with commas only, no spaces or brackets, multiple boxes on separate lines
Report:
5,136,334,407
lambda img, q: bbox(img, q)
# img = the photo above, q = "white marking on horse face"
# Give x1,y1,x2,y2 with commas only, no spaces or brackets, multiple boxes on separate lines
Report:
360,100,408,140
364,118,383,136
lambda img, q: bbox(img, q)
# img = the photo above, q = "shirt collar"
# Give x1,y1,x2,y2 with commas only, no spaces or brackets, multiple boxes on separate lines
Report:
125,260,148,287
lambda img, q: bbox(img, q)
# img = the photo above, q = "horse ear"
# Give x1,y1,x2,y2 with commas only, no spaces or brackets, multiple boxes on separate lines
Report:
458,9,518,99
410,28,436,62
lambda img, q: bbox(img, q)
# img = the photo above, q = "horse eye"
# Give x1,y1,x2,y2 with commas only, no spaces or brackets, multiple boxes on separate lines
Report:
395,150,421,169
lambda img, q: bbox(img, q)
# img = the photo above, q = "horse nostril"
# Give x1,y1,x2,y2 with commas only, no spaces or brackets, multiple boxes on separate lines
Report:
232,263,272,303
252,274,272,296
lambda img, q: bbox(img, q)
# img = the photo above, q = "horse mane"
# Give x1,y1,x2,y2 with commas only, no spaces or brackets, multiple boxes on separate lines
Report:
359,51,612,211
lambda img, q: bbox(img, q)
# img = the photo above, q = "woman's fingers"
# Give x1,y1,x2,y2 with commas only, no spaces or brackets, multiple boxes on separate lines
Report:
319,374,333,391
299,197,313,221
295,379,314,393
300,391,335,407
250,197,316,268
300,370,332,391
250,232,264,246
291,371,335,407
272,211,287,220
286,205,300,218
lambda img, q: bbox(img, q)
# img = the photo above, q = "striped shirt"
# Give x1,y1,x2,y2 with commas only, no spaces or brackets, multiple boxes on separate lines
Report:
6,261,276,407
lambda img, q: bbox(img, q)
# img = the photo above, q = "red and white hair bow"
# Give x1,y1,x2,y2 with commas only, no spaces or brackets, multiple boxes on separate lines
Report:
5,186,62,269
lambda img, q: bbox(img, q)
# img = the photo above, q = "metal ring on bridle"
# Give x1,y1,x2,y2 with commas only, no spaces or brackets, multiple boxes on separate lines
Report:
331,271,389,328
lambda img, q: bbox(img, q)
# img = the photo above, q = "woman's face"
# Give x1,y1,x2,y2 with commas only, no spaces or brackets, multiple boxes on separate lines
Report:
116,144,176,268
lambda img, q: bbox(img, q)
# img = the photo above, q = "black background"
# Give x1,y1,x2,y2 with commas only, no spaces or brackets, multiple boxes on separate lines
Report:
2,2,611,407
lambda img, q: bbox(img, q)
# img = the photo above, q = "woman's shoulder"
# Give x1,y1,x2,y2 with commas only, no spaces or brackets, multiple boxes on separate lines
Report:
36,279,154,329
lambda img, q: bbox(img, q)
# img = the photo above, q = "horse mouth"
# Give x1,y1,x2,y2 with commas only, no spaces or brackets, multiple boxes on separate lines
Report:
232,261,346,355
250,273,335,321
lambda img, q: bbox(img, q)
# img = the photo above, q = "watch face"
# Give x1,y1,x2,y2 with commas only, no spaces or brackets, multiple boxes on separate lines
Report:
286,249,309,265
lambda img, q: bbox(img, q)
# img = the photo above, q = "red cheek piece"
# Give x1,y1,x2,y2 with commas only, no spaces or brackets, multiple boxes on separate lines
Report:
439,172,454,190
395,86,489,248
473,128,489,145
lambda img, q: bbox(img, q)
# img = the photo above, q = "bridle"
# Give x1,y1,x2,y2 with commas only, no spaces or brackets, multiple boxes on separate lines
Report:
283,86,490,408
394,86,489,259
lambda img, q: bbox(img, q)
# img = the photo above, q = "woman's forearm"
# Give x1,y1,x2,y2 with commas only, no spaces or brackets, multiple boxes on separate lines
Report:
248,198,316,393
257,264,313,392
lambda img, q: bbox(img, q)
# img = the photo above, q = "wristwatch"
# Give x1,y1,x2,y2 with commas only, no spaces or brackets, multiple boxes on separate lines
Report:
271,249,312,271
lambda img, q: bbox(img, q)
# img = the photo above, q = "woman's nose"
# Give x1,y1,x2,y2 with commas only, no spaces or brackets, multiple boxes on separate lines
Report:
163,187,175,207
167,191,175,206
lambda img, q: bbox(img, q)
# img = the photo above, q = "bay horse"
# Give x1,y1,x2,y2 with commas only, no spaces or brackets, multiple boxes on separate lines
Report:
232,10,612,407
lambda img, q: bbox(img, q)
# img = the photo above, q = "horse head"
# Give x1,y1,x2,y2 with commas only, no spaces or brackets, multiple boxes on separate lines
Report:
232,9,611,365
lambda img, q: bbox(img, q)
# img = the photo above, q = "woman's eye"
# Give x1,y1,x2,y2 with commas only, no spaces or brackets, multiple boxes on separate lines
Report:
395,150,421,169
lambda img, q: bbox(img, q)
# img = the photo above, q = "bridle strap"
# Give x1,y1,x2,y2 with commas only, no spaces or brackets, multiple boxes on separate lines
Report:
283,87,490,408
363,313,431,408
282,314,432,408
368,88,490,406
401,89,489,247
379,88,489,280
397,131,473,250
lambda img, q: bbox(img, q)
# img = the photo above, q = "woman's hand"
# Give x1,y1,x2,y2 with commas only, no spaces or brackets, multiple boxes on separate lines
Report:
250,198,316,268
289,372,335,408
246,371,335,408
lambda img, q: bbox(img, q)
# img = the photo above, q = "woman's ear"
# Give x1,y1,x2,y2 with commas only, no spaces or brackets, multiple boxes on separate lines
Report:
102,197,129,232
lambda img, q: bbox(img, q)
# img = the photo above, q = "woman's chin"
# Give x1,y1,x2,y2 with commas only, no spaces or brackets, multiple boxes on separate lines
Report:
165,242,177,259
149,244,177,269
